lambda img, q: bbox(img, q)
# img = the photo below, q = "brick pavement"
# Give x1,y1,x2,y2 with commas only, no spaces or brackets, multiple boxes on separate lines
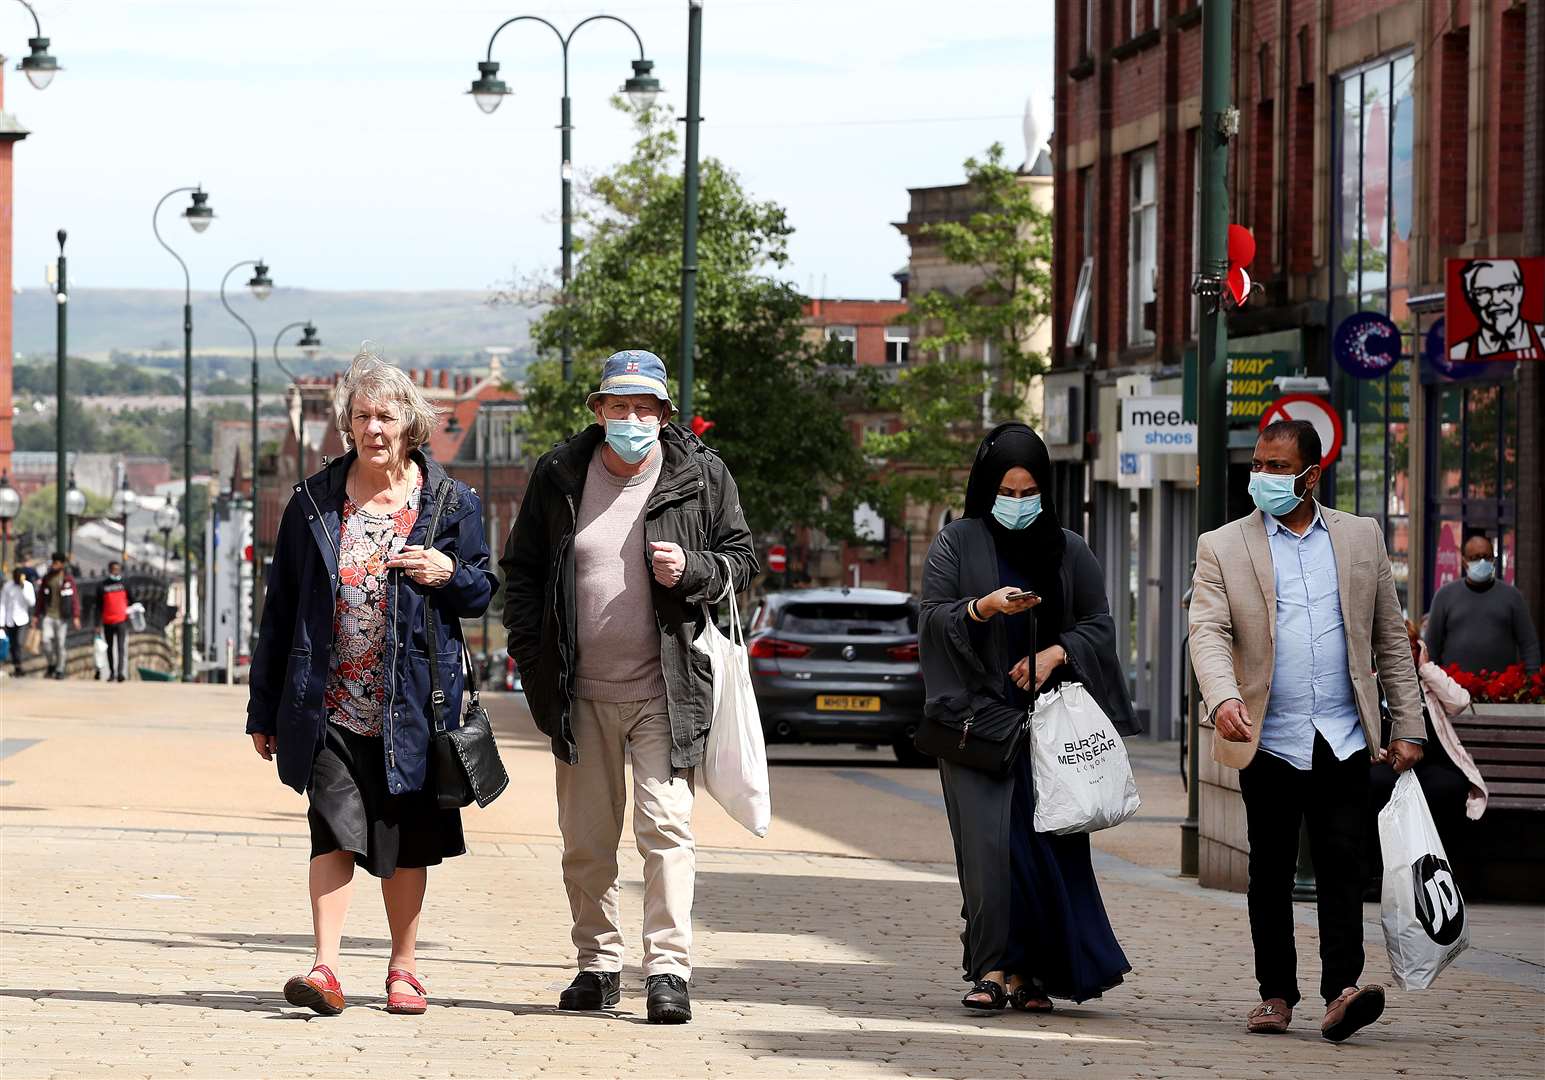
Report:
1,680,1540,1079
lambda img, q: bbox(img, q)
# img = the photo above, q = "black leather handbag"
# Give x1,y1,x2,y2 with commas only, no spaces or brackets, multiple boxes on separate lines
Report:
913,692,1032,779
420,480,509,810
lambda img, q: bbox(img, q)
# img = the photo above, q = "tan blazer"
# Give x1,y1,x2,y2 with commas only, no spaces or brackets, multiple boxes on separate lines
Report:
1188,504,1424,771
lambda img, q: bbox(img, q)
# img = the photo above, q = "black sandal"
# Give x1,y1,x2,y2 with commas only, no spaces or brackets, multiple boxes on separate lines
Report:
1009,984,1055,1012
962,979,1008,1011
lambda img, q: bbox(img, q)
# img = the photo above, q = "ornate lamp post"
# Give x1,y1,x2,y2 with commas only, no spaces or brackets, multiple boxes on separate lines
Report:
220,258,273,657
155,503,179,580
110,473,137,565
273,320,322,486
63,470,85,555
10,0,61,90
468,12,659,382
0,471,19,573
152,185,216,680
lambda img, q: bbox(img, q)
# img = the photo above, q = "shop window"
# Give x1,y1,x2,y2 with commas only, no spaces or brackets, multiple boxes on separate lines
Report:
1127,148,1158,347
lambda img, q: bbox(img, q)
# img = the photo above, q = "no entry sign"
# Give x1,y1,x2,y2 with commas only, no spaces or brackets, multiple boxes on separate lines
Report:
1259,394,1343,469
767,545,787,573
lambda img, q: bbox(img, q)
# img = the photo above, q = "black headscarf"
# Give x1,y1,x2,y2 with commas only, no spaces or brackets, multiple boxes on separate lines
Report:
964,423,1066,640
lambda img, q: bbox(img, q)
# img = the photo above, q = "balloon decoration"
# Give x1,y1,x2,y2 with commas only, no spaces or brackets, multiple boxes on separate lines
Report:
690,415,716,438
1226,224,1255,308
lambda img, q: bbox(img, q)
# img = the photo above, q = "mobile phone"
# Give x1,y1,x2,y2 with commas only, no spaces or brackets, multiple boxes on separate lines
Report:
1005,590,1039,602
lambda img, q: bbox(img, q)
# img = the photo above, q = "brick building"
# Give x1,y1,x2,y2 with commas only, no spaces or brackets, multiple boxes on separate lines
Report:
1052,0,1542,888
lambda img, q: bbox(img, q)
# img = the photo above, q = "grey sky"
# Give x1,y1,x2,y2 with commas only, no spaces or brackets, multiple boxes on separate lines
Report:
5,0,1053,301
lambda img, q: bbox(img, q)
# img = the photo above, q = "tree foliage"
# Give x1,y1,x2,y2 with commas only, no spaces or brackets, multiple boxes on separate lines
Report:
506,101,879,540
865,143,1053,516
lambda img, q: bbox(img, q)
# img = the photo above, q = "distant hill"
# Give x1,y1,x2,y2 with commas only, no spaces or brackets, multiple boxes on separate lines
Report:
12,287,541,363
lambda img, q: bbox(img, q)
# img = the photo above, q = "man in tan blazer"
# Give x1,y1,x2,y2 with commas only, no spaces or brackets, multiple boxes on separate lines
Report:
1189,419,1424,1043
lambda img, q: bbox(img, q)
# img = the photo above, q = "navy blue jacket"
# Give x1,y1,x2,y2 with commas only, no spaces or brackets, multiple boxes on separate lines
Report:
247,450,496,795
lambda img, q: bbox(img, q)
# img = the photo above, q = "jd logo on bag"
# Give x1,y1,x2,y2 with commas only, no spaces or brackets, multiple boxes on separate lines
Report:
1411,854,1465,946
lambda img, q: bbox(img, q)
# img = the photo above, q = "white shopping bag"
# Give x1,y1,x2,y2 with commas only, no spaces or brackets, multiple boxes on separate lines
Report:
1379,770,1470,990
694,556,771,838
1030,682,1141,834
126,602,147,633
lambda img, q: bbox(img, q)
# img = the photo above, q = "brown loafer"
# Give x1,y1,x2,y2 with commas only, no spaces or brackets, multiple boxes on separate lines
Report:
284,964,345,1016
1247,998,1292,1034
1321,984,1385,1042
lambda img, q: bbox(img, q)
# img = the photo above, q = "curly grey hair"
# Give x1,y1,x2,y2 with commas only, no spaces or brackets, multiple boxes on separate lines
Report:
333,344,442,455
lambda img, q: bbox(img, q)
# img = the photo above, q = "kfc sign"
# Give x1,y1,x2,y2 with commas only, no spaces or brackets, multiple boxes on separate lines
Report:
1445,257,1545,362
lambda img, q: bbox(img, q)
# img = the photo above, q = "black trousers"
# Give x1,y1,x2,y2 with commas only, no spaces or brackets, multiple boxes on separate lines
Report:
103,622,128,680
1238,732,1370,1008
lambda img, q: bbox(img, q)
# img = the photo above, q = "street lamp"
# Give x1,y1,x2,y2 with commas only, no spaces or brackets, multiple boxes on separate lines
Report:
53,230,67,556
110,474,137,565
468,12,658,381
153,184,216,681
10,1,61,90
220,258,273,660
0,471,19,573
273,320,322,486
155,502,179,579
63,470,85,554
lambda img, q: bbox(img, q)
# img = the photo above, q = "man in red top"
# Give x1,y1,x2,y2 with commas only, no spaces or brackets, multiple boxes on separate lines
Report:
36,552,81,679
98,561,135,683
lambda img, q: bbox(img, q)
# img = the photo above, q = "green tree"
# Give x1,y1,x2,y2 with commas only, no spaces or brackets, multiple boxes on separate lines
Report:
506,101,879,540
13,482,113,549
865,143,1053,517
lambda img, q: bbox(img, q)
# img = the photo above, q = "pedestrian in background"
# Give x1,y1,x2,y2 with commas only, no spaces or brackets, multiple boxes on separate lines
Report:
36,552,79,680
98,560,135,683
918,422,1137,1013
248,348,495,1017
501,349,756,1024
1,567,35,677
1425,533,1541,674
1188,419,1424,1042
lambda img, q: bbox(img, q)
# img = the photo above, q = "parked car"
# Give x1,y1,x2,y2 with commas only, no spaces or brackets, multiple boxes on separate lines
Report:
745,587,929,766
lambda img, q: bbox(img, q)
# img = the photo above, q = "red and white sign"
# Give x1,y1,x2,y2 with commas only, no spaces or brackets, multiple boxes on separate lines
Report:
766,545,787,574
1444,257,1545,362
1258,394,1344,469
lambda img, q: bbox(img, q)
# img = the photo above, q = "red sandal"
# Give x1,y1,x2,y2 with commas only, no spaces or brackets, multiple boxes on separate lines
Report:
386,968,428,1015
283,964,345,1016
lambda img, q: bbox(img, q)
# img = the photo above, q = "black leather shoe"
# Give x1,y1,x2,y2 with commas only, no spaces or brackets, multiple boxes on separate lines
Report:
557,970,620,1011
645,974,691,1024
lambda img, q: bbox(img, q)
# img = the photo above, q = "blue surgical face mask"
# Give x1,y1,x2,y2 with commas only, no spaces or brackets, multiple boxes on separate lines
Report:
992,494,1042,531
1466,558,1495,584
604,417,659,464
1247,467,1310,518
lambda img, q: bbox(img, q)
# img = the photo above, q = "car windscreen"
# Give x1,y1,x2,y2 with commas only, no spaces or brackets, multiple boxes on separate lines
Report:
778,602,917,636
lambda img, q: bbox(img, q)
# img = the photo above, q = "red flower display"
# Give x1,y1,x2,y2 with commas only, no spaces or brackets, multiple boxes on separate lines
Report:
1442,662,1545,705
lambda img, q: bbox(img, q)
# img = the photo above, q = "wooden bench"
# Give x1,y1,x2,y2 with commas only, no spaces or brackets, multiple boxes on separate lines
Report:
1449,706,1545,811
1447,704,1545,900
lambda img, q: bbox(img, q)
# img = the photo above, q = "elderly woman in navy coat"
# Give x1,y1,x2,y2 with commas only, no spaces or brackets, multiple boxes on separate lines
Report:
248,348,495,1016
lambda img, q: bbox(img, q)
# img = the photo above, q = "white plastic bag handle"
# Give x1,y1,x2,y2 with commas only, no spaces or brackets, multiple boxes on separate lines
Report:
713,553,744,648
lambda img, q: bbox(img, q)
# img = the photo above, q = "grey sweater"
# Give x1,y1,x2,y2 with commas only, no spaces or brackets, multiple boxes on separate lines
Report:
1425,578,1542,674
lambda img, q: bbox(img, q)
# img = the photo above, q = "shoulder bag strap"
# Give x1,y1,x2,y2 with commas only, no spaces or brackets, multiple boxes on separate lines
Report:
420,479,455,733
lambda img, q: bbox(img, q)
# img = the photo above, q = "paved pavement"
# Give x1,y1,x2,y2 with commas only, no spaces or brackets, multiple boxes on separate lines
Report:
1,679,1540,1079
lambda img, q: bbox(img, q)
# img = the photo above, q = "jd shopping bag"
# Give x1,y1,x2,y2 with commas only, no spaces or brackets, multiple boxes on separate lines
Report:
694,556,771,838
1379,770,1470,990
1030,682,1141,834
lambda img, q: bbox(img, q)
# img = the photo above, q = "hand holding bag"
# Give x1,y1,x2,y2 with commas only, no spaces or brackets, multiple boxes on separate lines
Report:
1029,681,1141,834
695,554,772,837
419,479,509,810
1379,770,1470,990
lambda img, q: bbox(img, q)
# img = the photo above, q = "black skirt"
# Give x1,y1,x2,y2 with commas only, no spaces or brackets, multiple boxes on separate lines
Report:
308,723,465,878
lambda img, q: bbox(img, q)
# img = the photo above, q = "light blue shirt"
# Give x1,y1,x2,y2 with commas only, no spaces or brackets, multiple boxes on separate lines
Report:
1258,506,1365,771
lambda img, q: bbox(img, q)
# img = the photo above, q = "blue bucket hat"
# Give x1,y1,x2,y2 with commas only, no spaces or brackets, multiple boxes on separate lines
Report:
585,349,674,411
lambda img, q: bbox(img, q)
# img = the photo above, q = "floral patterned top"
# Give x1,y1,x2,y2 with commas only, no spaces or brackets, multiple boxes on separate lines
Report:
324,477,422,736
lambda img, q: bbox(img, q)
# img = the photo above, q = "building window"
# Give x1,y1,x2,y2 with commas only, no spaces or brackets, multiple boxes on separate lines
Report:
1127,148,1158,347
477,404,523,463
825,325,857,362
884,327,910,365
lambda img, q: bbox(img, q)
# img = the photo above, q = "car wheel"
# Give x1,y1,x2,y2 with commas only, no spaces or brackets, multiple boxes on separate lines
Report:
892,737,933,768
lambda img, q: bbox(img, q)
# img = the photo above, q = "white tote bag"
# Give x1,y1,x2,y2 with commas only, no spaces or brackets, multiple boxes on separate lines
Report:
1030,682,1141,835
694,556,771,838
1379,770,1470,990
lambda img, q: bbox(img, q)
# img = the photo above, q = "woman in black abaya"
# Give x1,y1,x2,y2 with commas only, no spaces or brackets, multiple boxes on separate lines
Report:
918,422,1140,1012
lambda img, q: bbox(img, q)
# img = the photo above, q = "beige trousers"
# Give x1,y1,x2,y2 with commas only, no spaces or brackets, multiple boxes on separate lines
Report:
556,695,695,978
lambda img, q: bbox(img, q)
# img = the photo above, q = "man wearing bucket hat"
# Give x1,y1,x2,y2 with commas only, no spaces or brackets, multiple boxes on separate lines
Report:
501,349,757,1023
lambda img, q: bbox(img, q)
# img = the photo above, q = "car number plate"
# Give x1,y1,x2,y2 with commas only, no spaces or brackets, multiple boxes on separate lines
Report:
816,695,881,712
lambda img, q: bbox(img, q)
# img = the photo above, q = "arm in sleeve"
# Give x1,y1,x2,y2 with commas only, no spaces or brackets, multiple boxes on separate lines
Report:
69,578,81,622
1513,589,1542,671
431,487,496,619
246,500,304,736
1186,533,1241,721
918,527,988,678
22,581,34,610
674,460,759,604
500,467,552,674
1371,521,1424,744
1418,661,1471,717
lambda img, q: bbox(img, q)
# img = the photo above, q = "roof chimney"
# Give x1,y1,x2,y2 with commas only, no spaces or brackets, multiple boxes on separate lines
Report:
439,370,450,389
